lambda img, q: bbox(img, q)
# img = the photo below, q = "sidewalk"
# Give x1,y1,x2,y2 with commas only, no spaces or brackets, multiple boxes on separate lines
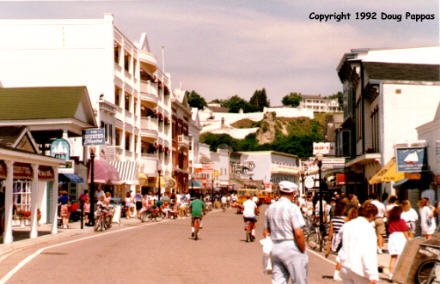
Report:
0,215,178,257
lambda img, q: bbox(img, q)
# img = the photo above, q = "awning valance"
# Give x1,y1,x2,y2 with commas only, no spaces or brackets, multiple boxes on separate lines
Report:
59,173,84,183
108,161,137,185
369,158,405,185
88,159,122,185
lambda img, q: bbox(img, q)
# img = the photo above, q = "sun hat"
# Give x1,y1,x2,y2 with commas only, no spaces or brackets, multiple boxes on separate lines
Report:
279,181,298,193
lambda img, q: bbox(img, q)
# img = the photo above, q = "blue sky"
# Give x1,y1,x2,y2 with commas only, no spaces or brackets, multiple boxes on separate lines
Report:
0,0,438,104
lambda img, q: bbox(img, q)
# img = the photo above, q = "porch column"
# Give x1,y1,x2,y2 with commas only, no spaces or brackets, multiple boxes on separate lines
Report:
3,161,14,244
30,164,39,238
51,167,58,234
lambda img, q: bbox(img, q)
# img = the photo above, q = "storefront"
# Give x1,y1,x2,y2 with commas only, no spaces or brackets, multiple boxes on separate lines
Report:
0,147,64,244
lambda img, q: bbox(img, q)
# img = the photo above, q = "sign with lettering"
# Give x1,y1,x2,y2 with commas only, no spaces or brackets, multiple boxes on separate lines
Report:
396,147,427,173
313,142,335,156
82,128,105,146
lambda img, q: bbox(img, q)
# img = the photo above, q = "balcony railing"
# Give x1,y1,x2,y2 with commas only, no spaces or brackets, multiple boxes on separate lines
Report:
140,80,158,105
140,117,158,140
178,134,190,149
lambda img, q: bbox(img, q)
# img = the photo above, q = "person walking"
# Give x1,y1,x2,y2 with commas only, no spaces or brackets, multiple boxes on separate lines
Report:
370,193,386,254
264,181,308,284
387,206,409,280
400,200,418,239
418,197,436,239
325,200,347,281
338,202,379,284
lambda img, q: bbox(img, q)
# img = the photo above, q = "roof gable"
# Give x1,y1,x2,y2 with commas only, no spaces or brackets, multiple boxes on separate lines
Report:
0,127,39,154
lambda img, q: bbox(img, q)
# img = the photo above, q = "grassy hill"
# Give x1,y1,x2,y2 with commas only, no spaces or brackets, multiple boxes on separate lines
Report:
200,112,325,157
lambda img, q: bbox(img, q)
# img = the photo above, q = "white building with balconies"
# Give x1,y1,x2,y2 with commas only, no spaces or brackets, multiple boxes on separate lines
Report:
0,14,173,195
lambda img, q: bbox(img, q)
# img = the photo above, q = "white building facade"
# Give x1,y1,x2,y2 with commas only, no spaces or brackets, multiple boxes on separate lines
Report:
336,46,440,199
0,14,173,194
299,94,341,113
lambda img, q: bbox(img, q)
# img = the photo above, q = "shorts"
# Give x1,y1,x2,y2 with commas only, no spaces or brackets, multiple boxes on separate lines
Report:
374,217,386,235
136,201,142,210
191,216,202,226
243,217,257,223
388,232,407,255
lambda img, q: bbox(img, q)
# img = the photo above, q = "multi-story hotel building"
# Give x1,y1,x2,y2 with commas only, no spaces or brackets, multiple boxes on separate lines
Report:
0,14,173,195
298,94,341,113
171,89,192,193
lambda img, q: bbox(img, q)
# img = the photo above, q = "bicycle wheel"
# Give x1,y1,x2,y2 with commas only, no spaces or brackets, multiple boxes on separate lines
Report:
307,232,320,251
194,219,199,240
94,217,102,232
416,259,440,284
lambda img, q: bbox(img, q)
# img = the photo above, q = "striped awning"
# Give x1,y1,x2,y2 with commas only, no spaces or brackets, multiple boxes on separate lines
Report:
108,161,138,185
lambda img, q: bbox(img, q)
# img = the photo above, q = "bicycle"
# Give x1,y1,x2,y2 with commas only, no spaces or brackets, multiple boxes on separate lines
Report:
193,216,201,240
245,219,256,242
94,205,113,232
306,216,328,252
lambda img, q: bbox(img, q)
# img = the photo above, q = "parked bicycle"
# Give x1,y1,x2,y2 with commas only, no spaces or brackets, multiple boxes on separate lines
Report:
94,205,114,232
306,216,328,252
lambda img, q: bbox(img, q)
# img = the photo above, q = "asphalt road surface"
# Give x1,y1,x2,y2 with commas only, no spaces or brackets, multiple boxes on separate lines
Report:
1,206,336,284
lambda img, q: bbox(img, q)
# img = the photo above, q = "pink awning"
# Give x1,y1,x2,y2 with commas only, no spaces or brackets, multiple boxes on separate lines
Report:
88,159,122,185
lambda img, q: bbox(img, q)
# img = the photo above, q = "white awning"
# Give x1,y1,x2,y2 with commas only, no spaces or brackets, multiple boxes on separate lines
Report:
108,161,138,185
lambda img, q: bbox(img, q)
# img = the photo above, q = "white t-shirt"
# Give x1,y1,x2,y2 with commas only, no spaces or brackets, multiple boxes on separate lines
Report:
371,200,386,218
221,196,227,204
401,208,418,223
243,199,257,218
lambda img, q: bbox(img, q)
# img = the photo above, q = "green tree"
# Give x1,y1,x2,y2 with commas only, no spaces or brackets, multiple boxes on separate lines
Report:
223,95,251,113
185,90,207,110
282,92,302,107
249,88,270,112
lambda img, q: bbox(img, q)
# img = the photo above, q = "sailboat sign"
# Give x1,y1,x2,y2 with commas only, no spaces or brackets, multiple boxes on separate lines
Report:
50,138,70,161
396,147,427,172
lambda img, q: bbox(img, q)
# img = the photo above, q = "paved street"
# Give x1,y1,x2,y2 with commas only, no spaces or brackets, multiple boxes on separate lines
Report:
0,207,337,284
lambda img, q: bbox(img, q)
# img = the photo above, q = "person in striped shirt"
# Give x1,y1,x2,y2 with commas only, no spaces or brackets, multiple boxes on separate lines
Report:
325,200,347,280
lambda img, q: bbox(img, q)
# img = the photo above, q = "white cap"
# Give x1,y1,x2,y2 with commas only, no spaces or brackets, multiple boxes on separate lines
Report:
279,181,298,193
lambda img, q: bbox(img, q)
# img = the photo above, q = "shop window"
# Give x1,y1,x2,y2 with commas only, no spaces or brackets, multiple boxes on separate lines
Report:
13,181,32,213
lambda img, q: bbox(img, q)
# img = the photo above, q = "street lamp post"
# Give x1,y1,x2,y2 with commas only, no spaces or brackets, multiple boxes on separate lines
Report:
157,168,162,201
316,155,324,235
89,147,96,226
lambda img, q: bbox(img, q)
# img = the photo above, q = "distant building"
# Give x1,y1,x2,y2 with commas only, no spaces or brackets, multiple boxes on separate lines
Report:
298,94,342,113
233,151,299,192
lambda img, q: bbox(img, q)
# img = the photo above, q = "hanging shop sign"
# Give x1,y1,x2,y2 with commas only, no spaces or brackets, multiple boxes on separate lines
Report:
50,138,70,161
396,147,428,173
82,128,105,146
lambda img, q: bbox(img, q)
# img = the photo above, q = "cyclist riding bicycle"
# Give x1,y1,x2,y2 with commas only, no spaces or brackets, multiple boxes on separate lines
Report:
242,195,258,240
190,194,206,237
